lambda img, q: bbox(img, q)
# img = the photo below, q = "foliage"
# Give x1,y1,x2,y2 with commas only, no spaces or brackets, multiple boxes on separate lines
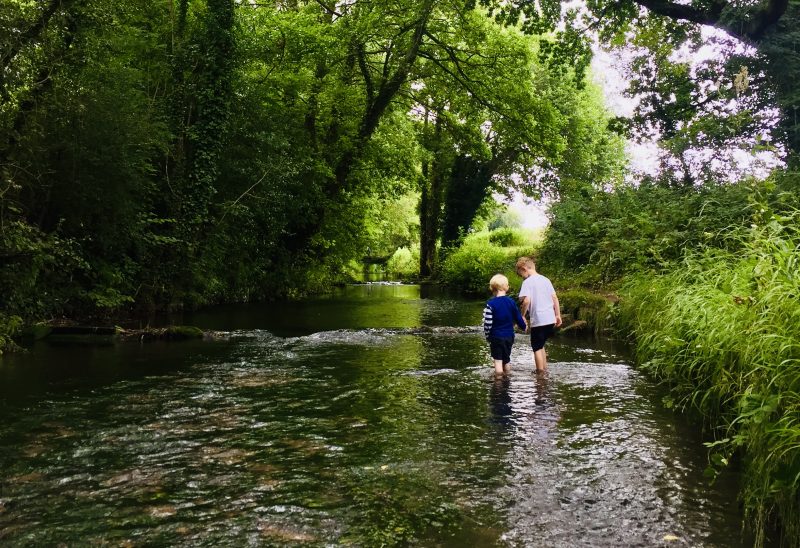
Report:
362,193,420,259
412,8,625,274
487,227,528,247
539,178,766,286
439,232,537,294
386,246,420,281
557,289,615,334
616,209,800,547
0,0,621,326
477,0,800,165
0,219,89,319
485,205,523,230
0,313,23,354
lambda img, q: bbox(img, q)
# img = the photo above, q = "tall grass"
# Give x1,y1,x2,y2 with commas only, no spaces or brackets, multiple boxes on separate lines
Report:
617,211,800,546
538,179,757,286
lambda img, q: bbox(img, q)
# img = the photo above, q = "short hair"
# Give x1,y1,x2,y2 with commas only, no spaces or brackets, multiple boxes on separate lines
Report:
489,274,509,292
515,256,535,270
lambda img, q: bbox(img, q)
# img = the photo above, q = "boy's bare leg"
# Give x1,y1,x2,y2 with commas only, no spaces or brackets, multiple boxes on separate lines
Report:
533,368,547,404
503,362,512,375
494,359,505,376
533,348,547,372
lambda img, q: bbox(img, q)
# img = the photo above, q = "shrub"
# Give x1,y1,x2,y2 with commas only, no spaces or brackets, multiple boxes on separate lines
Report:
386,246,419,280
486,206,523,231
488,227,527,247
439,233,537,294
0,313,23,354
557,289,615,334
539,179,761,285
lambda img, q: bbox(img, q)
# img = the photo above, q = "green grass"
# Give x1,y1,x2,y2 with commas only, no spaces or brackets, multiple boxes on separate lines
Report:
617,212,800,547
557,289,616,334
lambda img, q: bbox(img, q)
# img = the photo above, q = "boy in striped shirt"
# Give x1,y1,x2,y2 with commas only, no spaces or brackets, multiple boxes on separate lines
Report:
483,274,528,376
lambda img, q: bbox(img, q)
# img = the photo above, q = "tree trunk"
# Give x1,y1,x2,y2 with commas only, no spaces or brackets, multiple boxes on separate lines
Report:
633,0,800,157
757,5,800,158
441,155,495,249
419,115,446,278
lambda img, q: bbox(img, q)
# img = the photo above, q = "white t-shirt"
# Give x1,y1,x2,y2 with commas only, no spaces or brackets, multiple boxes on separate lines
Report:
519,274,556,327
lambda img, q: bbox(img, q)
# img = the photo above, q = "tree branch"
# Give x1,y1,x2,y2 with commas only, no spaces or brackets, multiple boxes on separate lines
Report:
356,42,375,105
312,0,342,18
635,0,724,26
634,0,788,42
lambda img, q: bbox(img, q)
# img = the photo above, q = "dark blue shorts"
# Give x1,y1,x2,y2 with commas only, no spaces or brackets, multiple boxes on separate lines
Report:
488,336,514,365
530,324,555,351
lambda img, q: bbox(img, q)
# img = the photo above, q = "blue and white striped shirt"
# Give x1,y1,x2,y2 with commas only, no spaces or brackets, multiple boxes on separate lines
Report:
483,296,526,339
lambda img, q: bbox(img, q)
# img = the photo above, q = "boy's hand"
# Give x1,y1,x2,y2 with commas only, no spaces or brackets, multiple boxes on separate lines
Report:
555,315,563,327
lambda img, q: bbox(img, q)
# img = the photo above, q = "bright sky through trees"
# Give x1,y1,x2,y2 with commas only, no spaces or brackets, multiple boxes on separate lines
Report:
593,28,783,181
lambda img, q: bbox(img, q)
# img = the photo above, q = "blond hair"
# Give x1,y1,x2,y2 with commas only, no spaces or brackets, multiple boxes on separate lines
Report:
489,273,509,293
515,256,535,270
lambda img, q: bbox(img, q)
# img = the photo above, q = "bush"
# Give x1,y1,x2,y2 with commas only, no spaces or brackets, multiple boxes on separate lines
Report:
539,179,762,285
486,207,523,230
0,313,23,354
558,289,615,333
488,227,527,247
439,233,537,294
386,246,419,280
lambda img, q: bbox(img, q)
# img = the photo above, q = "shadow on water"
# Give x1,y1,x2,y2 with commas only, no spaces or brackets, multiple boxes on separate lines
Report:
0,285,750,546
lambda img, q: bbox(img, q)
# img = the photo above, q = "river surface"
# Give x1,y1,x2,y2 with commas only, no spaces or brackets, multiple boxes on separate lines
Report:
0,285,746,546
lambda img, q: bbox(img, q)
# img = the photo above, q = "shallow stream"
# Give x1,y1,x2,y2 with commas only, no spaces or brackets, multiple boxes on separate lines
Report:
0,285,745,546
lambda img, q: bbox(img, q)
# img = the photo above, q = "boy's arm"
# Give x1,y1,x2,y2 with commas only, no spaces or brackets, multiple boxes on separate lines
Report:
483,304,493,339
518,280,532,331
514,303,527,331
552,292,562,327
518,293,530,322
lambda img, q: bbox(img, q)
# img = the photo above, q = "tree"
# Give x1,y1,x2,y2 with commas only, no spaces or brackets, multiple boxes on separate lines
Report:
407,10,624,275
0,0,623,320
477,0,800,162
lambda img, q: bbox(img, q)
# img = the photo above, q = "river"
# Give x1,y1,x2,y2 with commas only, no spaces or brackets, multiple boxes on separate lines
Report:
0,284,746,546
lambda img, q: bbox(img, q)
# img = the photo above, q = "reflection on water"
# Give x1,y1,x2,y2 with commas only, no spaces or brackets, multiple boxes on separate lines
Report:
0,285,748,546
489,376,513,427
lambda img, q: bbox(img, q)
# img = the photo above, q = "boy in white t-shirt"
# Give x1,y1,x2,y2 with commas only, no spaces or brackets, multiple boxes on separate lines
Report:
515,256,562,373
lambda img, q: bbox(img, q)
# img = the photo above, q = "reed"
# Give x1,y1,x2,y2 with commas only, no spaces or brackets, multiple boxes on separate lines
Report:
617,211,800,546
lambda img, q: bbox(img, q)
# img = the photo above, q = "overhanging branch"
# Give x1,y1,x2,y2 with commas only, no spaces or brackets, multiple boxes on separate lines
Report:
633,0,788,42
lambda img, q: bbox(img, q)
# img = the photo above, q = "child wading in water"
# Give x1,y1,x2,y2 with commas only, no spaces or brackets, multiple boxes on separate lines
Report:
516,256,562,373
483,274,528,376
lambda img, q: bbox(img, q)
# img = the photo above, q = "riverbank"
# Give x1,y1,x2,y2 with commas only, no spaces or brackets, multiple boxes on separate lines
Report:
0,318,228,353
448,238,796,547
616,222,800,547
556,268,798,546
1,285,613,354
